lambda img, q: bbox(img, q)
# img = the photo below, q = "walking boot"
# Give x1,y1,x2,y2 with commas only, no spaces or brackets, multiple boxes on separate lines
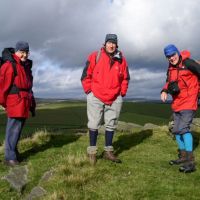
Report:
179,151,196,173
103,150,121,163
87,146,97,166
169,150,187,165
87,153,97,166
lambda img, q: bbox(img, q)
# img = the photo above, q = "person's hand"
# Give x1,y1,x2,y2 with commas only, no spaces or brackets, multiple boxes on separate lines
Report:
30,107,36,117
161,92,168,102
31,110,36,117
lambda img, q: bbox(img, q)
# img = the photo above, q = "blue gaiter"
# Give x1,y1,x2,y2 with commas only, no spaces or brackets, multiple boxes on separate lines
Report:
182,132,193,152
175,134,185,150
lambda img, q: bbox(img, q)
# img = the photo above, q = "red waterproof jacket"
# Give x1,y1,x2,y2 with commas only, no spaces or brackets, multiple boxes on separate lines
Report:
81,48,130,105
162,51,199,112
0,54,36,118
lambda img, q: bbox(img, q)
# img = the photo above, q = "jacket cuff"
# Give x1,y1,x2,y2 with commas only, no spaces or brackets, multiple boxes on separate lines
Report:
86,90,91,94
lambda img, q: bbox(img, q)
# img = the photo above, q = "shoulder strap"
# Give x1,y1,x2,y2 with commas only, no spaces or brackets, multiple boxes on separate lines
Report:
11,62,17,77
166,65,180,82
95,50,101,64
0,57,3,66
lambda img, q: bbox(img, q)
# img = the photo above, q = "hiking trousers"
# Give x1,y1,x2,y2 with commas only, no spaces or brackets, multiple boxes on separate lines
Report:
5,117,26,161
172,110,195,135
87,92,123,131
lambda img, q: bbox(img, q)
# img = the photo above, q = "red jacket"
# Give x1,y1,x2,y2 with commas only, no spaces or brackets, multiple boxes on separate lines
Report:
162,51,199,112
81,48,130,105
0,54,35,118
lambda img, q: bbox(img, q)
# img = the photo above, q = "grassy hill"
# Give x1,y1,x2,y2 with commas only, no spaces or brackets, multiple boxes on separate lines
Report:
0,101,200,199
0,101,173,142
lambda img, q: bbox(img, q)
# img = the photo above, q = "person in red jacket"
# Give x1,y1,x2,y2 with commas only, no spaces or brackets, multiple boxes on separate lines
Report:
161,44,200,173
81,34,130,165
0,41,36,166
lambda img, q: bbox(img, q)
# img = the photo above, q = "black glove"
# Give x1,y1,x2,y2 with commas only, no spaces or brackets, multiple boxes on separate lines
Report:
30,108,36,117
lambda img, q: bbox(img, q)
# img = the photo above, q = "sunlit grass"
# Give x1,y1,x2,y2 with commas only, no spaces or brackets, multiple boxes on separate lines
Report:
0,128,199,200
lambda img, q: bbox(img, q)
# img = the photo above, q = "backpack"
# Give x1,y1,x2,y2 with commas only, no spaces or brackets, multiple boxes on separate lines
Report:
0,48,20,95
183,58,200,97
0,47,17,77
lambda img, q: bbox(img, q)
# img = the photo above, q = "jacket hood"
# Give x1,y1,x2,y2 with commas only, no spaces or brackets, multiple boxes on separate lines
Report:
181,50,191,61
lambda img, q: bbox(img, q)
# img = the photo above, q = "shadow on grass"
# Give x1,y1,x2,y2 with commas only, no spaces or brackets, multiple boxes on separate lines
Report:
19,134,81,161
113,130,153,156
193,131,200,150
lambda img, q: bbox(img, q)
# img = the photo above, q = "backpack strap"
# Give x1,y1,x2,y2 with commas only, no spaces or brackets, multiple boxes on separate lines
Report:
183,58,200,78
11,62,17,77
95,50,101,64
0,57,3,66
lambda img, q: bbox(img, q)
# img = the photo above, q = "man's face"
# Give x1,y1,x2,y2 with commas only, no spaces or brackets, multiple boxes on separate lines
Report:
105,41,117,54
16,50,29,62
167,53,179,65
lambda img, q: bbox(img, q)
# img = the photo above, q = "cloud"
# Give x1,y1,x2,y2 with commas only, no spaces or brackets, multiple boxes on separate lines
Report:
0,0,200,99
127,68,166,99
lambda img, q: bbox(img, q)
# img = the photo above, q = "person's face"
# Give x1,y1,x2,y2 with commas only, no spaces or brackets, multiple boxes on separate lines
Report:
105,41,117,54
15,50,29,62
167,53,179,65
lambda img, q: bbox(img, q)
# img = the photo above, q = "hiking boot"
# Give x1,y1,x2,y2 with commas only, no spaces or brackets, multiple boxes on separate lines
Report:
169,150,187,165
87,146,97,166
179,152,196,173
4,160,19,167
103,151,121,163
87,153,97,166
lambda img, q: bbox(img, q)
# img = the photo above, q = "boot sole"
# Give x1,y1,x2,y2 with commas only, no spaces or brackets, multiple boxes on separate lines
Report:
179,167,196,173
169,161,187,165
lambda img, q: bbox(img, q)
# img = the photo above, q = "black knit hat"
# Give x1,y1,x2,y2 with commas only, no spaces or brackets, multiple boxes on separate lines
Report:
15,41,29,52
105,34,118,45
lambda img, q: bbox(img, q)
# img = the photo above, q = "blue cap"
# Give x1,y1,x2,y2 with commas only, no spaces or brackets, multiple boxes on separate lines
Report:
15,41,29,52
164,44,180,57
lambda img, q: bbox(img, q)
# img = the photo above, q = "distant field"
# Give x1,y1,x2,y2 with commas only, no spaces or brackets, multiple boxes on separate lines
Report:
0,100,200,143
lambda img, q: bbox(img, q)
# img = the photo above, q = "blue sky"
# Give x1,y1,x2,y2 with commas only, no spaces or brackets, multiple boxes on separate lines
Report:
0,0,200,99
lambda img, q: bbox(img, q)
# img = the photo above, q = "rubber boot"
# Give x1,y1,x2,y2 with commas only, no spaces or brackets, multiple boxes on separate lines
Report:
179,151,196,173
169,150,187,165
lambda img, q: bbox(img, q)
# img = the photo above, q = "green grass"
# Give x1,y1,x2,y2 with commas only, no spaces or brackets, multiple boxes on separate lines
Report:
0,101,200,199
0,101,171,141
0,128,200,200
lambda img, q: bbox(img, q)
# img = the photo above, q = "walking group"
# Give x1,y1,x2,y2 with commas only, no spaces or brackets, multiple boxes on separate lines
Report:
0,34,200,173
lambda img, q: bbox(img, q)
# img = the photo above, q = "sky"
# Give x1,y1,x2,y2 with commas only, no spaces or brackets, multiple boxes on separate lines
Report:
0,0,200,100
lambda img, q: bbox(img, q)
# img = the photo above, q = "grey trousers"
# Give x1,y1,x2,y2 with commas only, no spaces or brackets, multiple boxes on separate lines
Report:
87,92,123,131
172,110,195,134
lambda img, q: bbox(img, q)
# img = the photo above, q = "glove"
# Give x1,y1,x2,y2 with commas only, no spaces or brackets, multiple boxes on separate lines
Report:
31,110,36,117
30,107,36,117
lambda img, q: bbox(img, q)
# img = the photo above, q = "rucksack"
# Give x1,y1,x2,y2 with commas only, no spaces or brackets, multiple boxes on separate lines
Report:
183,58,200,97
0,48,20,95
0,47,17,77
